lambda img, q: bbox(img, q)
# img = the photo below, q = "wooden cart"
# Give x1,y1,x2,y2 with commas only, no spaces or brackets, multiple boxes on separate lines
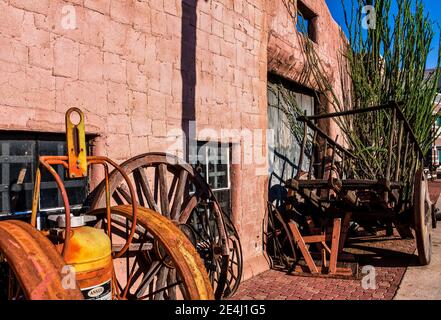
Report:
266,101,436,277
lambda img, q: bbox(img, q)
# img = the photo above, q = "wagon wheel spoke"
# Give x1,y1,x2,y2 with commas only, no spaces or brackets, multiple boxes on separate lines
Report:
171,170,189,220
138,278,184,300
90,153,243,299
158,164,170,218
153,267,169,300
134,168,160,212
133,260,164,298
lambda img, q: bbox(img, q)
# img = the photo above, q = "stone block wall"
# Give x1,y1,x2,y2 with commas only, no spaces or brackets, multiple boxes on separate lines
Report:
0,0,348,281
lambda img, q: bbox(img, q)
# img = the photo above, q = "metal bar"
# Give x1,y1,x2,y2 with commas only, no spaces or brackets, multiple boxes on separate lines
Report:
395,120,404,181
330,136,338,178
321,140,328,180
297,115,358,160
302,103,395,121
308,131,317,179
402,133,410,177
391,101,425,158
385,107,397,180
297,120,308,177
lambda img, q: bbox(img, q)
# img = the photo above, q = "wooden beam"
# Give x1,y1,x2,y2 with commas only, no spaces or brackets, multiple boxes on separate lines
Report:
288,221,319,274
329,218,341,275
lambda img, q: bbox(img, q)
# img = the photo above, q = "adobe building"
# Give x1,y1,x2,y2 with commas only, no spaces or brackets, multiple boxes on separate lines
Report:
0,0,349,281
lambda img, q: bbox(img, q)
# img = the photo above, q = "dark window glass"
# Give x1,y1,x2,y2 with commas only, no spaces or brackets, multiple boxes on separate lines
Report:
296,1,318,43
0,133,90,216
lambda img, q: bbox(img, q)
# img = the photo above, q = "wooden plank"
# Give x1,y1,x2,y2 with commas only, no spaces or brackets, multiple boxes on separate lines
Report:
288,221,319,274
170,169,188,220
339,212,352,253
179,194,198,223
329,218,341,275
134,168,160,212
158,164,170,217
303,235,326,243
116,185,133,204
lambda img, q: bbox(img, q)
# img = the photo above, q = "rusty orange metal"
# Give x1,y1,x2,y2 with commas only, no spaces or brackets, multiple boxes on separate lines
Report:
65,107,87,179
0,220,83,300
88,205,215,300
30,156,139,259
27,107,215,300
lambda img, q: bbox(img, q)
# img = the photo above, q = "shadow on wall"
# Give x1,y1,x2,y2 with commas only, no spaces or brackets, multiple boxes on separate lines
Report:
268,150,298,212
181,0,207,161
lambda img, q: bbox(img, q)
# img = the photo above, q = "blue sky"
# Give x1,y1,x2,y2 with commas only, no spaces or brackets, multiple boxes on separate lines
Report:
325,0,441,68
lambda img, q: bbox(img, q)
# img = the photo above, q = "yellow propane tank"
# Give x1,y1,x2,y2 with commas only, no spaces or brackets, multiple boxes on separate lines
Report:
62,226,113,300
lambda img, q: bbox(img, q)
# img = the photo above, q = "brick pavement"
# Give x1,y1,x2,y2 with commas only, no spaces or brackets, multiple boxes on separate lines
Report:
231,234,415,300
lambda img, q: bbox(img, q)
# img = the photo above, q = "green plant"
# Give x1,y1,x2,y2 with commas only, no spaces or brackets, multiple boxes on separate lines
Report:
280,0,441,181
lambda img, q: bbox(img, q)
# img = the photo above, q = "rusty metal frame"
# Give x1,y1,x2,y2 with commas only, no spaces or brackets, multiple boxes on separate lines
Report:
30,155,138,260
30,108,139,260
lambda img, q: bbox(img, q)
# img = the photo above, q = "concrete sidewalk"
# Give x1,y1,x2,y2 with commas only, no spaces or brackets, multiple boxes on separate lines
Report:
394,190,441,300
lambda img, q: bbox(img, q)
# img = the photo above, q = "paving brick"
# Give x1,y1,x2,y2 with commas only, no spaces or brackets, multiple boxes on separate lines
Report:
231,234,417,300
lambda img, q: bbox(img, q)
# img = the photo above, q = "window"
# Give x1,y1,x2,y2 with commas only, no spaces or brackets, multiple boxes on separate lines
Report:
296,1,318,43
268,74,317,191
190,141,232,216
437,116,441,127
0,133,90,217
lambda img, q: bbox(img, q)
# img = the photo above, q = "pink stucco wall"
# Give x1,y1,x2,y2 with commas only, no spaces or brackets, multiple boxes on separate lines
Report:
0,0,348,281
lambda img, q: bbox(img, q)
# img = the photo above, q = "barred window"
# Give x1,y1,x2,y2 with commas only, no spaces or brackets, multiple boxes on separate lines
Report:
0,132,90,218
190,141,232,217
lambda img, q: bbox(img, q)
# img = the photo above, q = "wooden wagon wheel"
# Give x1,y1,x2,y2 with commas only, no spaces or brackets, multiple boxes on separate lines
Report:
265,202,298,269
413,168,433,266
90,152,242,299
88,205,214,300
0,220,83,300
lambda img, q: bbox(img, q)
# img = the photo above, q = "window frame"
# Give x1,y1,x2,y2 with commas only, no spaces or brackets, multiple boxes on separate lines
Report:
191,141,232,216
296,0,318,43
0,132,92,217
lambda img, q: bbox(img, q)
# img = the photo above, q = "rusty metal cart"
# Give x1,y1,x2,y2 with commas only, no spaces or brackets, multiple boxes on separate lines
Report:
266,101,436,277
0,108,241,300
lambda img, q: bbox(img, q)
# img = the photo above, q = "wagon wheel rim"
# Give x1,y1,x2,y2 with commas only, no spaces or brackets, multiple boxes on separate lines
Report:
216,213,242,297
265,202,298,269
413,168,432,265
90,152,242,299
0,220,83,300
90,205,214,300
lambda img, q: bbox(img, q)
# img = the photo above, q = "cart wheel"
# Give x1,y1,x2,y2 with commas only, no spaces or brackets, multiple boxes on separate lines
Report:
88,205,214,300
219,214,242,297
413,168,433,266
265,202,298,269
0,220,83,300
90,152,242,299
